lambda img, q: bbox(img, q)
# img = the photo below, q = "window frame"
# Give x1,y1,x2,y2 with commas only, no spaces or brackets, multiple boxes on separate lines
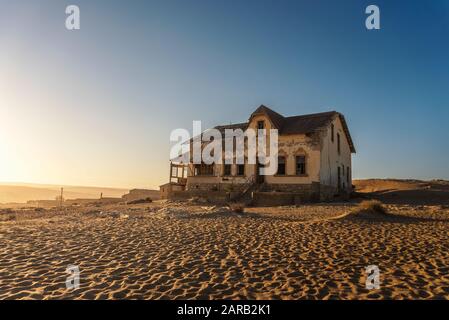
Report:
236,164,245,176
277,156,286,176
194,163,214,176
337,133,341,155
346,166,350,184
295,155,306,175
331,123,334,142
223,164,232,176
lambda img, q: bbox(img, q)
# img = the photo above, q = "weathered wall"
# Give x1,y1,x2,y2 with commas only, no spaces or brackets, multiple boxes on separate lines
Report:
319,116,352,193
264,133,321,184
168,190,230,204
159,184,185,199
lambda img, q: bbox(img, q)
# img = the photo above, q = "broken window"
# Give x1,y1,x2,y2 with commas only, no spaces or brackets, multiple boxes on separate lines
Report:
296,156,306,175
277,156,286,175
257,121,265,130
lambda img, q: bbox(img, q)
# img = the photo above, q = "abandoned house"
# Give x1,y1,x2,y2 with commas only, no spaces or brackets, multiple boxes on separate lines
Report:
160,105,356,205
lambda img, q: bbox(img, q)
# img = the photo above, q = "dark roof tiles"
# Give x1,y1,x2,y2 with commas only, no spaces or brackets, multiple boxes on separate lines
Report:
214,105,355,153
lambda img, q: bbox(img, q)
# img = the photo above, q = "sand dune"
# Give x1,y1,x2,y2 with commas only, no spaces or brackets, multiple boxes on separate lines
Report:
354,179,449,205
0,200,447,300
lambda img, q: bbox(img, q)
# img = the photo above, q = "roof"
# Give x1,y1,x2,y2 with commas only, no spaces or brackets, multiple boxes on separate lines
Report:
250,105,285,129
214,122,248,135
216,105,356,153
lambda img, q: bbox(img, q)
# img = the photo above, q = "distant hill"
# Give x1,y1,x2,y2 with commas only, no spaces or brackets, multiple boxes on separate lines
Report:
0,183,129,204
353,179,449,205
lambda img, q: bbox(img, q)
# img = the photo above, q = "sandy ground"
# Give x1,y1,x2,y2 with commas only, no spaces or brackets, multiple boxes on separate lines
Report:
0,199,448,300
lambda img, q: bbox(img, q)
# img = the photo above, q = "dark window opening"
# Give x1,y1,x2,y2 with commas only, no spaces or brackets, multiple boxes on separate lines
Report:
257,121,265,130
224,164,232,176
337,133,341,154
296,156,306,175
331,124,334,142
237,164,245,176
338,166,341,190
277,156,286,175
347,166,350,184
194,164,214,176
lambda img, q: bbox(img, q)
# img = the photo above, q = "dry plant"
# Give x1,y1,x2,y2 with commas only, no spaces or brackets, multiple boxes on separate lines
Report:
358,200,387,214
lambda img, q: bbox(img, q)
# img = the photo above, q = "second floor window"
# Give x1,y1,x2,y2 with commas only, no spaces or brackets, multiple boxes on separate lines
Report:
296,156,306,175
337,133,341,154
277,156,286,175
331,123,334,142
257,121,265,130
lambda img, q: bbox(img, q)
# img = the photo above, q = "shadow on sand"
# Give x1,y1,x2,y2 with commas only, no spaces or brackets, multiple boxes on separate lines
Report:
342,210,449,224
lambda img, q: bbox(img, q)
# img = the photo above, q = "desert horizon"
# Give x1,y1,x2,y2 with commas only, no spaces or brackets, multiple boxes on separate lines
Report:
0,177,448,205
1,178,448,300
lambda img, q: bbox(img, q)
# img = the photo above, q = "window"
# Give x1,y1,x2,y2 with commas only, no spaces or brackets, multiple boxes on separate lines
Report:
257,121,265,130
277,156,286,175
347,166,350,184
224,164,232,176
331,124,334,142
237,164,245,176
337,166,341,189
337,133,341,154
194,164,214,176
296,156,306,175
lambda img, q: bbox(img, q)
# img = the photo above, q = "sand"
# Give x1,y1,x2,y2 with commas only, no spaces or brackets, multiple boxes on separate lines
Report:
0,199,448,300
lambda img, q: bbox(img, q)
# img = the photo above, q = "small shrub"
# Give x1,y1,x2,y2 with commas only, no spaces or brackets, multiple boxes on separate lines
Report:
358,200,387,214
229,202,245,213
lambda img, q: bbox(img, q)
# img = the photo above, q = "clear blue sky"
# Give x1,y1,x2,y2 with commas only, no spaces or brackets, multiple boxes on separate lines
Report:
0,0,448,188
